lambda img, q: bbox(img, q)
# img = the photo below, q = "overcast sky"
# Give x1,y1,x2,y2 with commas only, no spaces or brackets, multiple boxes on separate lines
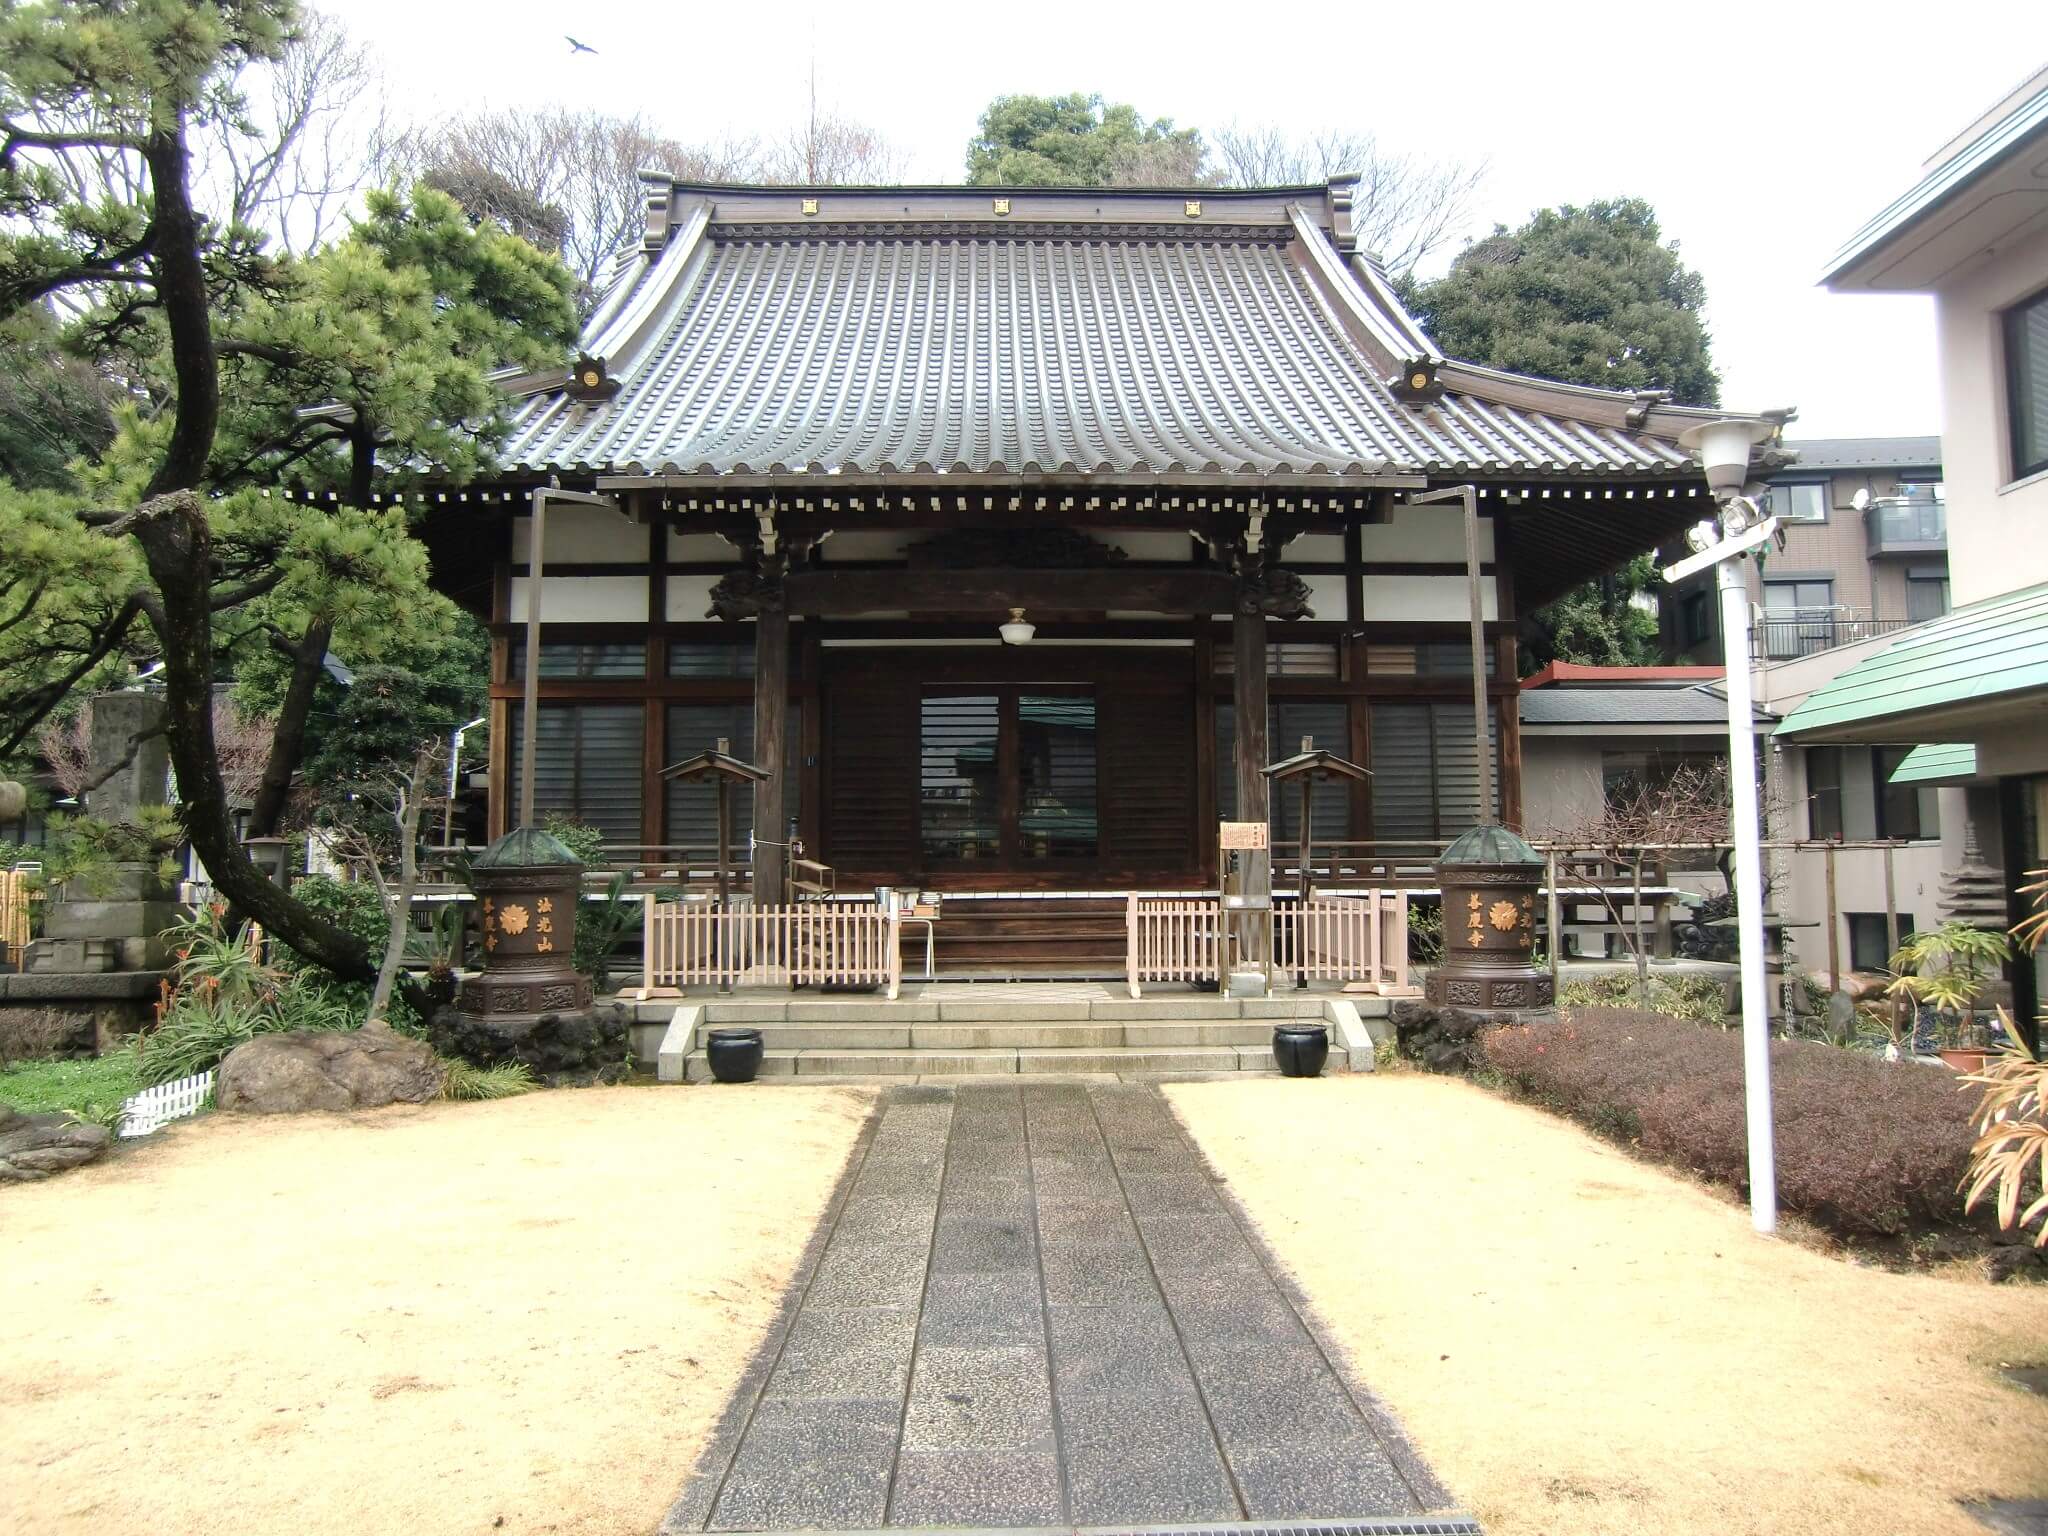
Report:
332,0,2035,441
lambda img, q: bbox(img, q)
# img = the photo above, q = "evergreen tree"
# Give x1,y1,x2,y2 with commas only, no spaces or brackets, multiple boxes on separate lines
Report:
1405,200,1718,669
0,0,576,988
1405,198,1719,406
966,94,1207,187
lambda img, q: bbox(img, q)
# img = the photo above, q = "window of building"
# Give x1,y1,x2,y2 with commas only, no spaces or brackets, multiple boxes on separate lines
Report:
1215,701,1353,846
508,703,645,848
1906,568,1950,623
1873,745,1930,840
920,694,1001,862
1761,579,1836,659
1368,701,1502,842
1214,642,1341,677
1762,480,1828,523
1680,588,1712,646
1359,642,1495,678
2004,284,2048,482
1848,912,1915,974
667,642,755,678
508,640,645,679
1807,746,1843,840
663,702,798,855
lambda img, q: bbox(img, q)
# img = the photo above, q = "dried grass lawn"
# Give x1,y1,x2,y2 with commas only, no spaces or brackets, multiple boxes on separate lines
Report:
1,1084,874,1536
1167,1073,2048,1536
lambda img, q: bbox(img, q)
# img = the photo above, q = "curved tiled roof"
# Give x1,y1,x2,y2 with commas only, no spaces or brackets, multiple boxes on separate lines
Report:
499,184,1739,484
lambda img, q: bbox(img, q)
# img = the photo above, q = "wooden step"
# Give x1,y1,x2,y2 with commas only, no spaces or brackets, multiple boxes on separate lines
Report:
678,1041,1332,1082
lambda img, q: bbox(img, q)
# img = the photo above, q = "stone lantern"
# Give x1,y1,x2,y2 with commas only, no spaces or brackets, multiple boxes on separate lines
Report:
432,826,625,1078
1425,824,1553,1011
456,827,591,1019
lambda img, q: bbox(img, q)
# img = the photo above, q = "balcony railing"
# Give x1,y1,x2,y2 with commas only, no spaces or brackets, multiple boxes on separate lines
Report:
1863,496,1946,554
1751,610,1914,662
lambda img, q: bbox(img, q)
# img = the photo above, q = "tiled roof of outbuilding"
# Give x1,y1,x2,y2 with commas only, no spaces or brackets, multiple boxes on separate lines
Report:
498,180,1776,486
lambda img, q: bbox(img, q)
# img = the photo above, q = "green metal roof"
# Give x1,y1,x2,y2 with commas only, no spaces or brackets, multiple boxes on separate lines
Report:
1887,742,1978,785
1441,824,1543,866
1774,580,2048,739
473,827,582,868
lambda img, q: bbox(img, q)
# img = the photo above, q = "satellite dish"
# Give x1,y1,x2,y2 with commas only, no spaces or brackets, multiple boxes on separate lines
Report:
1851,487,1872,512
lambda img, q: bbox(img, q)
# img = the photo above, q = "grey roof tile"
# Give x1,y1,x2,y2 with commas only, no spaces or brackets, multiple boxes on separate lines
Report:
501,208,1714,482
1519,686,1770,726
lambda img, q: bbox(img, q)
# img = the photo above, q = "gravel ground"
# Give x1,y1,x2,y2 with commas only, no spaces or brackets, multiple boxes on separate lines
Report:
1,1084,873,1536
1167,1073,2048,1536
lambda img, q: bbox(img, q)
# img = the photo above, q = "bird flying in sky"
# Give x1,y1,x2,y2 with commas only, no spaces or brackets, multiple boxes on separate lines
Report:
565,35,597,54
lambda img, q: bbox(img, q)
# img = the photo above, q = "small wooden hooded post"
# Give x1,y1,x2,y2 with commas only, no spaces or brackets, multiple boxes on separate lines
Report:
1264,735,1370,903
660,738,771,909
661,739,771,994
1264,736,1370,988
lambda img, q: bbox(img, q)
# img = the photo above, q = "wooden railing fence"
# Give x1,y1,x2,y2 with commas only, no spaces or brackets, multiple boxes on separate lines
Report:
640,901,901,998
1126,897,1223,995
1126,892,1410,998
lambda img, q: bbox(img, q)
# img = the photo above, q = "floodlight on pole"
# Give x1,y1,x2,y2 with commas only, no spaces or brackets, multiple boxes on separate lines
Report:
1671,417,1781,1236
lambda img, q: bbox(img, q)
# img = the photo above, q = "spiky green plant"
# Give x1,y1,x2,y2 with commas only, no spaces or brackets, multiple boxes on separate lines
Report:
439,1058,537,1101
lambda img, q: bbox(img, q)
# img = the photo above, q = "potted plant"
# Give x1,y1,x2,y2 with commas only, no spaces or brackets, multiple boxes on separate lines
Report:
1885,922,2014,1071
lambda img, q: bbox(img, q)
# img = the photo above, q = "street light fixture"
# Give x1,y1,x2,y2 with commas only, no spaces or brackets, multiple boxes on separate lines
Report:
1671,416,1781,1235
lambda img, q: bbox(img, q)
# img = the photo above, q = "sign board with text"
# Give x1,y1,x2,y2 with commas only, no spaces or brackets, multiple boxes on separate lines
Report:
1218,821,1268,850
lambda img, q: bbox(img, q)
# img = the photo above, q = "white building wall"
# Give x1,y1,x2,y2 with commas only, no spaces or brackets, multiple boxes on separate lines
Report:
1933,237,2048,607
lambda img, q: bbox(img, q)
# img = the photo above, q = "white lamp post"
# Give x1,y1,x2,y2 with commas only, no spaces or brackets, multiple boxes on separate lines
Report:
1670,418,1781,1234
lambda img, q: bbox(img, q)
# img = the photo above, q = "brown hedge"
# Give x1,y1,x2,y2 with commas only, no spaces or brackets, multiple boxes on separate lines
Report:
1481,1006,1981,1238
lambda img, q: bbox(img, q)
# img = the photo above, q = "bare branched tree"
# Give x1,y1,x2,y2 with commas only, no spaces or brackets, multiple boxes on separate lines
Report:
762,108,905,186
1550,760,1781,1003
201,7,391,254
1211,124,1485,272
34,711,92,802
321,742,440,1026
212,696,275,808
392,109,764,306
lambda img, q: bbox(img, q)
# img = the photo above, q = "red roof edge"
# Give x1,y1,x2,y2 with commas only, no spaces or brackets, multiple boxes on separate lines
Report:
1522,662,1726,690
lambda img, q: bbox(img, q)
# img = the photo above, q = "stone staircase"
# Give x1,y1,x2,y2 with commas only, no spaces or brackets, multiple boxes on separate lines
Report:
645,987,1389,1082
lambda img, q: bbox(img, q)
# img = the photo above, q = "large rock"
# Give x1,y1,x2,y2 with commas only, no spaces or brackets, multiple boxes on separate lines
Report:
428,1003,629,1085
1393,1000,1554,1074
0,1103,112,1182
216,1023,445,1114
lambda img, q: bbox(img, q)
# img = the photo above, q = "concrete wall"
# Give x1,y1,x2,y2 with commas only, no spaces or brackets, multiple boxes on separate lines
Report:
1519,737,1609,841
1933,237,2048,606
1763,741,1953,980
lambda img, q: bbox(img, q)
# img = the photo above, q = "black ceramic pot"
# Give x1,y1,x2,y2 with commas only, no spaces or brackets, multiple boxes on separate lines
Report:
705,1027,765,1084
1272,1023,1330,1078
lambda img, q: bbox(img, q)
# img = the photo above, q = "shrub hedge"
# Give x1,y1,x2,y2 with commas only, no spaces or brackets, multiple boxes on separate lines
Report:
1483,1006,1981,1238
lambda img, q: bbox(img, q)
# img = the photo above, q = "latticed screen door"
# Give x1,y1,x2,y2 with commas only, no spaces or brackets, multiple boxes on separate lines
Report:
920,694,1002,862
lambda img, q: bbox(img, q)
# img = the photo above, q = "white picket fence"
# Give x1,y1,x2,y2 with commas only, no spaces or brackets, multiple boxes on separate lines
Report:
1272,892,1409,989
117,1069,215,1138
1127,892,1411,997
640,901,902,997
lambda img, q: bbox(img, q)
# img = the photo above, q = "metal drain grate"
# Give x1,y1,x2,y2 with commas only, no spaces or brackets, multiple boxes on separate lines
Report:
709,1522,1485,1536
1077,1522,1484,1536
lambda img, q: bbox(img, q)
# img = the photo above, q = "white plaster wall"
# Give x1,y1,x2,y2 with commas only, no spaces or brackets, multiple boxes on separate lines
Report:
665,575,727,623
1302,574,1349,622
1932,234,2048,606
668,531,739,562
513,575,649,622
1357,506,1495,563
1281,532,1346,562
511,507,648,564
1519,737,1609,839
1358,574,1497,622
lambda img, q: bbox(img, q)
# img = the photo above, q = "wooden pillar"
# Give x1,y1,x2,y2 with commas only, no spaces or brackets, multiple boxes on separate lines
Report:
751,599,789,906
1233,593,1270,966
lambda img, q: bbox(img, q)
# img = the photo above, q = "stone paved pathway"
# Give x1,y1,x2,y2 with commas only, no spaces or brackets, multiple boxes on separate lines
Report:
663,1081,1455,1533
